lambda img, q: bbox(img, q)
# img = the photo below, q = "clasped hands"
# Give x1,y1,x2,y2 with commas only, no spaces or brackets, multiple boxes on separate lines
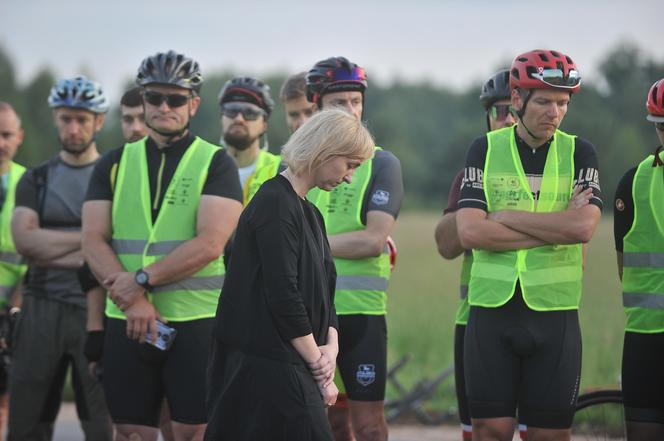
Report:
308,344,339,407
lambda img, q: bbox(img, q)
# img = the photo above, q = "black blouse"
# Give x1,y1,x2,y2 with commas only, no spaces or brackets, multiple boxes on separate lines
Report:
213,175,338,364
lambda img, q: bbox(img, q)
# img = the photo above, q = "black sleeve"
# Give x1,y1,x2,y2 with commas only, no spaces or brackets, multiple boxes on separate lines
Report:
573,137,603,210
253,190,312,340
613,167,637,252
201,149,243,203
14,169,38,211
365,150,404,218
85,147,124,202
315,207,338,331
457,136,488,211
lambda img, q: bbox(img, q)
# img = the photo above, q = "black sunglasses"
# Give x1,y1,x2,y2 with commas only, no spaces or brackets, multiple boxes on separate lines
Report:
490,104,512,121
222,103,265,121
143,90,191,108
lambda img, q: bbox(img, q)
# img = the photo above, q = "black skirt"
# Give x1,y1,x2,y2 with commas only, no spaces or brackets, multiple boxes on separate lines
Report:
205,339,334,441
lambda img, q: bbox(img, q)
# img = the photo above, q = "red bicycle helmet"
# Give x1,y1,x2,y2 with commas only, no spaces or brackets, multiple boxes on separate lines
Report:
510,49,581,94
646,78,664,123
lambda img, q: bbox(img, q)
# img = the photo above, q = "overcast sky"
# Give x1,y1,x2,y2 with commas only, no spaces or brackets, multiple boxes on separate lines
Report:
2,0,662,102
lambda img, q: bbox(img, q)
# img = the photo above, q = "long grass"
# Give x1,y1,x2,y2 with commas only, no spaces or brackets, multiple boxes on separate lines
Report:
386,213,623,410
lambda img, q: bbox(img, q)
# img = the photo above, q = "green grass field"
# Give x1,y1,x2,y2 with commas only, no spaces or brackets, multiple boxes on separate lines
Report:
386,212,623,410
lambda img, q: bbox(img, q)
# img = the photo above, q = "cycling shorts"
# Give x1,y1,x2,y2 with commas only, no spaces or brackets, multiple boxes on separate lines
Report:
103,318,213,426
622,331,664,423
464,290,581,429
336,315,387,401
454,324,471,427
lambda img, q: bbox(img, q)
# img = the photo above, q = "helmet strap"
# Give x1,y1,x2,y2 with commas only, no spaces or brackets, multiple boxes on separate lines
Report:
514,90,542,141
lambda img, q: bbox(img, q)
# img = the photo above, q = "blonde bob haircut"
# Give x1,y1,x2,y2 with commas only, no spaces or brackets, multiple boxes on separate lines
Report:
281,109,375,175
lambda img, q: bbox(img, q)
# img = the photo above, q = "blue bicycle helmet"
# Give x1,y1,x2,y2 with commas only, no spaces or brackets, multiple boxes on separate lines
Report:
47,76,109,114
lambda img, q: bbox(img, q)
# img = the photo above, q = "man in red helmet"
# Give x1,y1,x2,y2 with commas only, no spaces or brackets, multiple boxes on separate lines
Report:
305,57,404,441
456,49,602,441
614,78,664,441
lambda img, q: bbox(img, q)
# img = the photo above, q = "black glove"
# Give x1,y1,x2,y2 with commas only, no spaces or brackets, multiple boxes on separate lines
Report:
84,330,105,363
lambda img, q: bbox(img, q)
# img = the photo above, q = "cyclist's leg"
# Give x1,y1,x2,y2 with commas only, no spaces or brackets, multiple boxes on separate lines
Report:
464,302,520,441
622,331,664,441
8,297,69,441
103,318,162,440
66,303,112,440
519,307,581,441
337,315,388,441
163,319,213,441
454,323,472,440
327,388,355,441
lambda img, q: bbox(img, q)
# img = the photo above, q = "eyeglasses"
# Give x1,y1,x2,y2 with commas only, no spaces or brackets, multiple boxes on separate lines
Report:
657,122,664,132
221,103,265,121
143,91,191,108
530,68,581,89
490,104,512,121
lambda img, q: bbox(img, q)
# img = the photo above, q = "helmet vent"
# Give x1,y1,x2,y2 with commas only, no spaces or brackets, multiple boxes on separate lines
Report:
538,53,549,62
550,50,560,58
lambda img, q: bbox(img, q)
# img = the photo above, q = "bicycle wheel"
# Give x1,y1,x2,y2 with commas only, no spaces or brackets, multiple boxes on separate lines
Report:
573,389,625,441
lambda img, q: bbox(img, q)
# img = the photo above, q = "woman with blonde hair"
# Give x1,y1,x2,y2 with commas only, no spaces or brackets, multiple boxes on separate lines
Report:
205,110,375,441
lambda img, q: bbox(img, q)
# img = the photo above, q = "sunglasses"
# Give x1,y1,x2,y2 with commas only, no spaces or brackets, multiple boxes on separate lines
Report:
530,68,581,89
222,103,265,121
490,104,512,121
143,91,191,108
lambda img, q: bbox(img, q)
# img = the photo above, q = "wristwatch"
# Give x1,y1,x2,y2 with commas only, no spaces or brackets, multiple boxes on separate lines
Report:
135,269,153,291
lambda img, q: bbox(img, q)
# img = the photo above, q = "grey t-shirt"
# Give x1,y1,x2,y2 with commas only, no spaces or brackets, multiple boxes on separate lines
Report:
15,155,97,308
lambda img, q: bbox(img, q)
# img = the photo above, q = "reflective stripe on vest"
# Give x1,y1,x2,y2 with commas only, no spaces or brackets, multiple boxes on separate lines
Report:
0,161,27,300
469,127,582,311
622,151,664,332
243,150,281,205
107,137,224,321
308,147,391,315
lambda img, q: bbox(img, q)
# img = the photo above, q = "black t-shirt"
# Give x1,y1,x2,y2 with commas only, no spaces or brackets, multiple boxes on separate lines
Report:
613,166,640,253
458,127,603,212
359,149,404,223
85,134,243,222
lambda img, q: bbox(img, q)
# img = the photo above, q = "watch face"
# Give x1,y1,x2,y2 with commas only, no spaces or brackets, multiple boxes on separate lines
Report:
136,271,148,285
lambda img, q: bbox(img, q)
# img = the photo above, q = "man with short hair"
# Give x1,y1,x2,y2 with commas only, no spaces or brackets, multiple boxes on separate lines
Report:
9,76,112,441
306,56,404,441
280,72,317,133
614,78,664,441
82,50,242,441
434,69,516,441
456,49,602,441
218,76,281,205
120,87,148,142
0,102,27,440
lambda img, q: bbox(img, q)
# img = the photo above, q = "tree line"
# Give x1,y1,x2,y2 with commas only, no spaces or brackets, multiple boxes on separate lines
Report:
1,43,663,211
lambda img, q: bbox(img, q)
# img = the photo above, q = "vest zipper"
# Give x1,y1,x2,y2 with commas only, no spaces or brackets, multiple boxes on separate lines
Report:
153,152,166,211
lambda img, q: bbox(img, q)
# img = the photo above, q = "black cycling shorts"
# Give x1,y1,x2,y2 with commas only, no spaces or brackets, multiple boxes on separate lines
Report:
336,315,387,401
622,331,664,423
464,290,581,429
103,317,213,426
454,324,471,427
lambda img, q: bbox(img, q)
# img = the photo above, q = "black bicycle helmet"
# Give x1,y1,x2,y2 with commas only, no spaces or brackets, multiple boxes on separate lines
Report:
136,50,203,93
479,69,511,110
306,57,367,107
218,77,275,116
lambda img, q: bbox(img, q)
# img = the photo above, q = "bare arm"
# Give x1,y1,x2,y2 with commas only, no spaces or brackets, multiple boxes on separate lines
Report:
32,250,84,269
457,207,548,251
86,286,106,332
490,203,601,245
144,195,242,285
81,201,124,281
617,251,623,281
11,207,81,261
434,212,465,259
328,211,395,259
